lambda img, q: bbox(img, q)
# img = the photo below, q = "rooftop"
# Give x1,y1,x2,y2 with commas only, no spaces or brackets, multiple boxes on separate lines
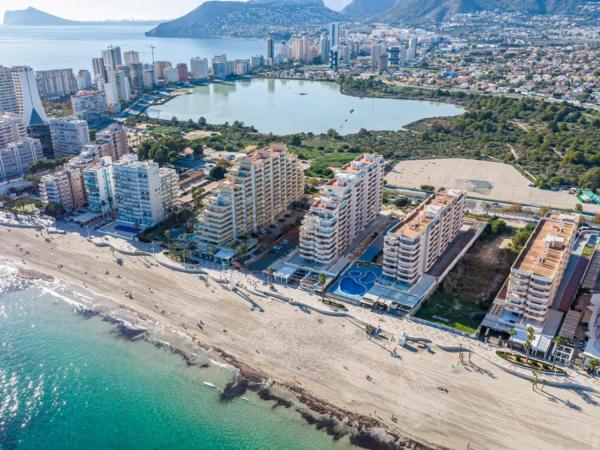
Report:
389,191,462,240
513,213,579,280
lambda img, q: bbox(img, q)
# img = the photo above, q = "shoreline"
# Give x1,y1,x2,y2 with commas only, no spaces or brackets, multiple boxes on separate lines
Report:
3,226,600,450
7,257,430,450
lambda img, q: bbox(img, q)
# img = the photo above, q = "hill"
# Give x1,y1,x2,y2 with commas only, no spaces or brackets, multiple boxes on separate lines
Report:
146,0,342,38
3,7,78,25
341,0,597,23
3,6,160,26
341,0,398,18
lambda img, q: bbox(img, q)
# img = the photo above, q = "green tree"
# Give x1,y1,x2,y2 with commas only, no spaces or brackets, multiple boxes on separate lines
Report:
525,326,536,364
319,273,327,301
209,165,227,180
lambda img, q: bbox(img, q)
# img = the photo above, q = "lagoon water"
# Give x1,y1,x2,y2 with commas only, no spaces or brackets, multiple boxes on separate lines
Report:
147,79,464,135
0,265,353,449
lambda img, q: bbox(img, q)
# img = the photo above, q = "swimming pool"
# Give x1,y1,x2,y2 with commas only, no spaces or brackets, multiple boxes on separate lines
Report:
331,264,382,301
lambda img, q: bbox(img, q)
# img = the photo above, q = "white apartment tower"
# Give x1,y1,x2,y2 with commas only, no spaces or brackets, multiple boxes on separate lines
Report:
0,113,43,181
112,154,179,228
300,153,385,266
383,190,465,285
197,145,303,247
49,117,90,157
504,213,580,324
0,66,47,127
190,57,209,80
36,69,78,100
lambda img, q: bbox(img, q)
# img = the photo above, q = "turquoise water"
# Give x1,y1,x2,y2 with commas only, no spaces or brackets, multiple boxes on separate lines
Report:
147,79,464,135
0,25,263,72
0,271,353,449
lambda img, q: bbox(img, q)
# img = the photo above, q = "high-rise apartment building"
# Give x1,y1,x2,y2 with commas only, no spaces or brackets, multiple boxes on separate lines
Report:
92,58,107,84
176,63,189,81
164,67,180,83
112,154,179,228
329,23,339,51
96,124,130,161
319,33,330,63
76,70,93,90
197,145,303,247
102,46,123,72
0,113,43,181
36,69,78,100
265,35,275,65
504,213,580,324
407,35,417,61
104,70,131,107
382,190,465,285
190,57,209,80
299,153,384,266
123,51,140,66
70,90,109,127
153,61,172,80
83,156,114,214
129,63,145,91
142,68,156,89
39,167,87,211
49,116,90,157
0,66,47,127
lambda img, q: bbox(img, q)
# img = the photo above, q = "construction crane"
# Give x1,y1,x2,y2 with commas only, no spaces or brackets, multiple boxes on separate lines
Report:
147,45,157,65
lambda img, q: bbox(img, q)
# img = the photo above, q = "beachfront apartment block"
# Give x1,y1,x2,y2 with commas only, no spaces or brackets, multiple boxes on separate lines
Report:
39,168,87,211
83,156,114,214
0,113,43,181
299,153,385,266
49,117,90,158
504,213,580,324
0,66,47,127
197,144,303,247
112,154,179,228
382,190,465,285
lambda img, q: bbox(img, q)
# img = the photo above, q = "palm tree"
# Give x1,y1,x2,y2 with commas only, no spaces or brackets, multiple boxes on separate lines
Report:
267,267,274,282
525,326,536,364
588,358,600,377
551,336,567,371
508,329,517,351
318,273,327,301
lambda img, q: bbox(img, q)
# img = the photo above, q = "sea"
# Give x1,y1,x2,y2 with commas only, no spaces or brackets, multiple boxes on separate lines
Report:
0,262,354,449
0,24,264,72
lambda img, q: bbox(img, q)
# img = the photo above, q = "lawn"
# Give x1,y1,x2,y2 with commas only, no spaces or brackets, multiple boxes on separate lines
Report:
582,244,596,258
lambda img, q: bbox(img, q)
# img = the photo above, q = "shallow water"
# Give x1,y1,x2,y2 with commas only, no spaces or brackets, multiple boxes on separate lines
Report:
0,264,353,449
147,78,464,135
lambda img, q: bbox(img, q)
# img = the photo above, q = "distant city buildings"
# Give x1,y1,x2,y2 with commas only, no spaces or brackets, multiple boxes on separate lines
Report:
382,190,465,285
265,35,275,66
49,116,90,157
76,69,93,90
190,57,209,80
197,145,303,247
0,113,43,181
300,154,384,266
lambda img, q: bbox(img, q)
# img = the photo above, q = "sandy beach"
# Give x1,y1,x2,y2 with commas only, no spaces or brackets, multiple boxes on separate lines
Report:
2,226,600,449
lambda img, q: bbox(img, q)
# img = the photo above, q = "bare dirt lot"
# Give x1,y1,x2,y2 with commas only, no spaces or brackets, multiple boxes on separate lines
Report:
386,158,600,213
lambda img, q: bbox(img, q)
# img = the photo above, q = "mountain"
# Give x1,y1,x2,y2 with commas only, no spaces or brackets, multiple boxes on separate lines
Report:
3,6,159,26
341,0,398,18
3,7,79,25
341,0,597,23
146,0,342,38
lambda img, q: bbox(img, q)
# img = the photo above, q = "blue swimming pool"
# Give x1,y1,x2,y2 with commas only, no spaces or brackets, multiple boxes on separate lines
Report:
115,224,139,234
330,264,382,301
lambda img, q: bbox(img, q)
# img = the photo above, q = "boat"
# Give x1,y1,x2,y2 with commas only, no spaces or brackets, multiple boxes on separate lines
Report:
203,381,217,389
350,109,354,113
299,92,308,96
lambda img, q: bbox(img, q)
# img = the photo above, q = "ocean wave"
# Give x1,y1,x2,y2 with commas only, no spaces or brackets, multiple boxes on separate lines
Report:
0,261,28,296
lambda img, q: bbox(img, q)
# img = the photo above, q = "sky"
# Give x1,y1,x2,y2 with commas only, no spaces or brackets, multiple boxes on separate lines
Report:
0,0,352,21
